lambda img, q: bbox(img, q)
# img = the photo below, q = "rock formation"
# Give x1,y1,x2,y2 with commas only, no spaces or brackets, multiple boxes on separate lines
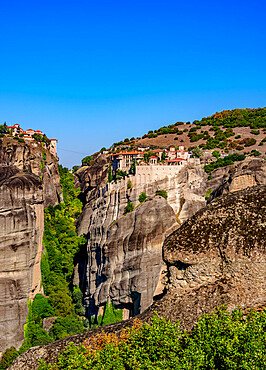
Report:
0,136,61,207
76,156,208,318
10,184,266,369
0,166,44,354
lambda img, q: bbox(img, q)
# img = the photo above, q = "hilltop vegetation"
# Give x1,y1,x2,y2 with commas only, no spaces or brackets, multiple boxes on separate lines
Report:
106,108,266,157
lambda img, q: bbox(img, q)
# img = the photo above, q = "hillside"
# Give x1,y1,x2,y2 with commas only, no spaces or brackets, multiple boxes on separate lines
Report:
9,185,266,369
107,108,266,158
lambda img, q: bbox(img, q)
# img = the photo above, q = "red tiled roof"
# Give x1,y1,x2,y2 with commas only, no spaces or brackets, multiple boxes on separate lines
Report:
151,149,164,152
149,156,157,159
26,129,34,132
113,151,143,156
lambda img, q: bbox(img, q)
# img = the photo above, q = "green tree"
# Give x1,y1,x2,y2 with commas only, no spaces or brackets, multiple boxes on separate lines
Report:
156,190,168,199
1,347,19,369
138,192,147,203
124,200,134,214
212,150,220,159
192,146,203,158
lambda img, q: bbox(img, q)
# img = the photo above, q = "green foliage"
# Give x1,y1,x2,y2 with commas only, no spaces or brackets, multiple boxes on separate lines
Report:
251,149,261,156
250,129,260,135
138,192,147,203
243,137,257,147
204,153,246,173
40,160,45,173
0,122,8,134
108,162,113,182
18,138,25,143
156,190,168,199
41,166,86,326
124,200,134,214
98,301,123,327
130,159,136,175
49,316,85,340
192,146,203,158
1,347,19,369
115,170,127,180
127,179,132,189
33,133,50,144
162,149,166,160
212,150,220,159
205,188,212,199
42,152,47,160
82,155,94,166
144,151,153,162
72,286,85,316
39,307,266,370
32,294,54,324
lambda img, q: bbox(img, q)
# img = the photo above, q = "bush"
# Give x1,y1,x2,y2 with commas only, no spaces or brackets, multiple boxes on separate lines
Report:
251,150,261,156
204,153,246,173
82,156,94,166
250,129,260,135
124,200,134,214
49,316,85,340
243,137,256,147
156,190,168,199
138,192,147,203
1,347,19,369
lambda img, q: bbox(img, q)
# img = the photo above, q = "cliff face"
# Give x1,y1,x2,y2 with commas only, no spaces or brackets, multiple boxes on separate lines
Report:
10,185,266,370
0,166,44,354
76,156,266,319
0,137,61,207
80,197,177,317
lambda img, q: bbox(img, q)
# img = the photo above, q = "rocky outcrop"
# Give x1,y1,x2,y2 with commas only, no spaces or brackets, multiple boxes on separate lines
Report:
10,185,266,369
0,137,61,207
79,197,177,317
207,158,266,202
0,166,44,354
76,159,208,317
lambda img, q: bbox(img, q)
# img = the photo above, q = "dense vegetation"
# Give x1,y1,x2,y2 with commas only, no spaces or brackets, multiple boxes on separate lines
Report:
39,306,266,369
204,153,246,173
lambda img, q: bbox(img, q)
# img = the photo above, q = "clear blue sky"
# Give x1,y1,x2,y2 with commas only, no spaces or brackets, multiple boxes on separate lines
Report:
1,0,265,168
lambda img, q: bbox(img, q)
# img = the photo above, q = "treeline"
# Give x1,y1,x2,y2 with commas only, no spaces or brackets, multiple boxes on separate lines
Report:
39,306,266,369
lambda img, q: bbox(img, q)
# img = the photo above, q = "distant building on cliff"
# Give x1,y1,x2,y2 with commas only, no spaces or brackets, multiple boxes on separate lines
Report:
111,145,191,185
6,123,57,156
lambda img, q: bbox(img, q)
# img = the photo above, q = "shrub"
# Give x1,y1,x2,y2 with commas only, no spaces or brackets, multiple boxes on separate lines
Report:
138,192,147,203
82,156,94,166
127,179,132,189
192,146,203,158
124,200,134,214
49,316,85,340
1,347,19,369
250,129,260,135
251,150,261,156
243,137,256,147
212,150,220,159
156,190,168,199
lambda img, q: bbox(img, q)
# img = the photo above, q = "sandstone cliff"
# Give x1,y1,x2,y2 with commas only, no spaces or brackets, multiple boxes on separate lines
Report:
0,136,61,207
10,185,266,369
76,157,208,318
0,166,44,354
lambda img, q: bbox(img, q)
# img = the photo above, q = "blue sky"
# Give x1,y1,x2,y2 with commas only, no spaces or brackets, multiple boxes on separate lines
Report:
0,0,265,168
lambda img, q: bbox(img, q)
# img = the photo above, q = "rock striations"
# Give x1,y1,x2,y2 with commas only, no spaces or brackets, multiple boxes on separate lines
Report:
76,157,207,318
10,184,266,369
0,136,61,207
0,166,44,354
